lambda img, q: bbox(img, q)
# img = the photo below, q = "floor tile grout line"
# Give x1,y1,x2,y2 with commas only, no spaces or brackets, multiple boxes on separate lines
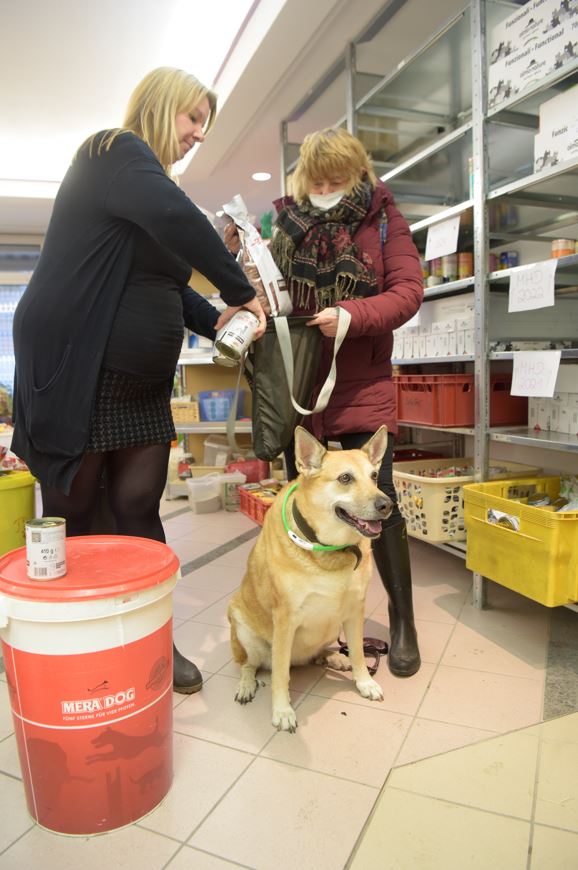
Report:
160,506,191,522
159,842,257,870
0,822,36,857
382,783,538,824
179,527,260,576
526,730,546,870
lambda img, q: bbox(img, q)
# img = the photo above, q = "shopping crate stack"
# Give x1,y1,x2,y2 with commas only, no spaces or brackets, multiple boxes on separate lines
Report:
393,458,540,543
239,486,276,526
395,373,528,427
464,475,578,607
170,398,200,425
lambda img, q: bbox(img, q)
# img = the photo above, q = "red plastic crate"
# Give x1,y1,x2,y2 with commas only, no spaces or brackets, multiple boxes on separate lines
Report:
395,374,527,427
239,488,274,526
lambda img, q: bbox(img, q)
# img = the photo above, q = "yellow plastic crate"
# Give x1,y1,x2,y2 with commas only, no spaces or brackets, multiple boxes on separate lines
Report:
393,458,540,543
464,476,578,607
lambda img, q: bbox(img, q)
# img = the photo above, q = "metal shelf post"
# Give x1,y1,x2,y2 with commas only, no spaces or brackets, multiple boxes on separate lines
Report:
471,0,489,610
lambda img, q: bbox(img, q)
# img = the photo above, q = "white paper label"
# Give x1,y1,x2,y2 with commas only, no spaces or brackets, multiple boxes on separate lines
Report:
511,351,562,398
424,216,461,261
508,259,557,312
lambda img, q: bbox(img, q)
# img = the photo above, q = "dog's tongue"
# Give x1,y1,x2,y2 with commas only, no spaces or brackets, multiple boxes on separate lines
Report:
358,518,382,535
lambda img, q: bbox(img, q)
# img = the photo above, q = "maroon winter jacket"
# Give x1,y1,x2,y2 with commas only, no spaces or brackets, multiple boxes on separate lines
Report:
275,181,423,440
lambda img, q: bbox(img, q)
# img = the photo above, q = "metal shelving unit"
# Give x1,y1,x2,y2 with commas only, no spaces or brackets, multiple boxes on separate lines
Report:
280,0,578,608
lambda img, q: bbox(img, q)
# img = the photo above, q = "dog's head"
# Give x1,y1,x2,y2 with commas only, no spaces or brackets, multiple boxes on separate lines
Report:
293,426,393,545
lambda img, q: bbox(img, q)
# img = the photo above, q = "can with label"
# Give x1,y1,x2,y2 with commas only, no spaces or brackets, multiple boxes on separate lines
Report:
214,310,259,362
25,518,67,580
458,252,473,278
551,239,575,258
441,254,458,281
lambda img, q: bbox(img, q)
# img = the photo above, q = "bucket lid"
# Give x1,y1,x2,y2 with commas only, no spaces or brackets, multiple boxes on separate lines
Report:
0,536,180,602
0,470,36,491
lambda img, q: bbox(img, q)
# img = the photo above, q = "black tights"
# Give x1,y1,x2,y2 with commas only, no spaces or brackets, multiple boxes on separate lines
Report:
40,444,171,543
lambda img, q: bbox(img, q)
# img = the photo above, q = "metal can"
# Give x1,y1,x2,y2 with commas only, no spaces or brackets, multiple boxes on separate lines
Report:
551,239,575,258
214,310,259,362
458,252,473,279
25,518,66,580
212,350,238,367
441,254,458,281
499,251,519,269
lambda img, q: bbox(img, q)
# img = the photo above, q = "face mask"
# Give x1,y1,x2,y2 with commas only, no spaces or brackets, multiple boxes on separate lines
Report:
309,190,347,210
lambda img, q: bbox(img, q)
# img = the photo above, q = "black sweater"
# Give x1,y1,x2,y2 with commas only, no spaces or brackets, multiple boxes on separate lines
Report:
12,131,255,493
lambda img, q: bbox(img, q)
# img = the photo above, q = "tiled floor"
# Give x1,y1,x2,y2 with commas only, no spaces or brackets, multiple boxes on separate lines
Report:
0,499,576,869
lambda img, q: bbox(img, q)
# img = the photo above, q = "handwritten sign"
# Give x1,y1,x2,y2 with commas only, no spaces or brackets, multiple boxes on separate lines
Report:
424,215,461,261
511,350,562,397
508,259,557,312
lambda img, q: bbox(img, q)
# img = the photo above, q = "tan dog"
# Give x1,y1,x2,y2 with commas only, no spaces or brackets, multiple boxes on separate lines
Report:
228,425,392,732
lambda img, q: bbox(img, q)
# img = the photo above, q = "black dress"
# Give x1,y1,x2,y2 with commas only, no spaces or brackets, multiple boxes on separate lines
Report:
11,130,254,492
86,228,197,452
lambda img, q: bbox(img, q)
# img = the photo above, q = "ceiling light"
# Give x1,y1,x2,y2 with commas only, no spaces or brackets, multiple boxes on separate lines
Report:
252,172,271,182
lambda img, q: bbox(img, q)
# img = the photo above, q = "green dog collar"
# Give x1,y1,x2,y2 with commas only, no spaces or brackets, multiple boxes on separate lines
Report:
281,482,357,556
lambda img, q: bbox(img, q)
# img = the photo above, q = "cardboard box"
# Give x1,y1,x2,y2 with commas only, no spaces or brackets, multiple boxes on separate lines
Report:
456,330,466,356
537,400,551,431
464,329,475,355
528,397,540,429
554,364,578,393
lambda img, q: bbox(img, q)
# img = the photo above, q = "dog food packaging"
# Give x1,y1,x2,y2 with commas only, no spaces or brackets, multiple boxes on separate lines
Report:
222,194,293,318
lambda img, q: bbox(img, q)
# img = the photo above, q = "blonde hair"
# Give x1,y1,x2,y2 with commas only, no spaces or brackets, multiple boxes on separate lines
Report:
81,67,217,174
290,127,377,203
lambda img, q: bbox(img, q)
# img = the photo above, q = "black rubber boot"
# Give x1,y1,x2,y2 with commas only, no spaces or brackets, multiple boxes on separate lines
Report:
173,643,203,694
372,519,421,677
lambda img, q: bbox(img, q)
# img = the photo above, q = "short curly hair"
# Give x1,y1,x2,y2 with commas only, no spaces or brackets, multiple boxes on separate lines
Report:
290,127,377,203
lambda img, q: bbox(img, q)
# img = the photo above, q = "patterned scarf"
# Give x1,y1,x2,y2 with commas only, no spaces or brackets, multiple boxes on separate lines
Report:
270,181,378,313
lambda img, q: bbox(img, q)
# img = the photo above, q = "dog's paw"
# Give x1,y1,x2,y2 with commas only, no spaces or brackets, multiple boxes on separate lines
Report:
355,677,384,701
272,706,298,733
235,679,259,705
315,652,352,672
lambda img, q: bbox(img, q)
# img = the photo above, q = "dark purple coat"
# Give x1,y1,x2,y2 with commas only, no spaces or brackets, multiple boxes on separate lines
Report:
276,181,423,440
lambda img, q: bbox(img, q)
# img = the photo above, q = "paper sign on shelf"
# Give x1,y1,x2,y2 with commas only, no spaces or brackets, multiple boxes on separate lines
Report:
511,350,562,398
424,215,461,261
508,259,557,312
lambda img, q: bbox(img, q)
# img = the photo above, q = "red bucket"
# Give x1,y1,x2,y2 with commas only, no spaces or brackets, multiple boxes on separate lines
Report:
0,536,178,836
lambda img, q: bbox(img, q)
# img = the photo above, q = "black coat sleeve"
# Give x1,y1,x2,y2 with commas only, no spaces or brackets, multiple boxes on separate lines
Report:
179,285,220,340
104,150,255,307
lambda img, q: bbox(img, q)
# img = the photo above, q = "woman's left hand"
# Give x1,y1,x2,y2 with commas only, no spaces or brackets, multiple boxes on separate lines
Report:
306,307,339,337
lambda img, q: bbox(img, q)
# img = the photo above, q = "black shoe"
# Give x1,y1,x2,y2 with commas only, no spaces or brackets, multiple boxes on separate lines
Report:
372,520,421,677
173,643,203,694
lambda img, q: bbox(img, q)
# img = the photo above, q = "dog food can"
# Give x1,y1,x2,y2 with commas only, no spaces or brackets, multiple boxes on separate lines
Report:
441,254,458,281
458,252,473,278
25,518,66,580
214,310,259,362
551,239,575,258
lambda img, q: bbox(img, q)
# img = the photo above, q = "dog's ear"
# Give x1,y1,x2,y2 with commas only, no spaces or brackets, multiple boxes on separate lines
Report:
361,425,388,467
294,426,326,476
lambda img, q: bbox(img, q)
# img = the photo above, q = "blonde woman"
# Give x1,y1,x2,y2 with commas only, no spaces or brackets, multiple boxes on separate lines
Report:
12,67,265,694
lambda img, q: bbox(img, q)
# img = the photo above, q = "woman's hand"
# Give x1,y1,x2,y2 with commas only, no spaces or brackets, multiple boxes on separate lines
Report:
215,296,267,339
223,221,241,255
306,307,339,337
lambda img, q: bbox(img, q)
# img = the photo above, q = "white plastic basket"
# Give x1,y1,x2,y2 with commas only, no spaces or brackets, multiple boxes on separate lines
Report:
393,458,541,543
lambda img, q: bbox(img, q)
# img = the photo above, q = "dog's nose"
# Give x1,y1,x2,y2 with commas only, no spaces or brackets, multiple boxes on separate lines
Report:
375,494,393,517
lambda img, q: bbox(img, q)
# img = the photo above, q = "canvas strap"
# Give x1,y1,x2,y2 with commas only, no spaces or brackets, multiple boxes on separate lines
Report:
273,306,351,416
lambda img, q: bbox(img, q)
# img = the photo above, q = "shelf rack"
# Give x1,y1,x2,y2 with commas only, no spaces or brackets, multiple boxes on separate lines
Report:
280,0,578,609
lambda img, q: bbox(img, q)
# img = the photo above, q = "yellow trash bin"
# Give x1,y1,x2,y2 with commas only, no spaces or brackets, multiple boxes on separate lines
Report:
0,471,36,557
